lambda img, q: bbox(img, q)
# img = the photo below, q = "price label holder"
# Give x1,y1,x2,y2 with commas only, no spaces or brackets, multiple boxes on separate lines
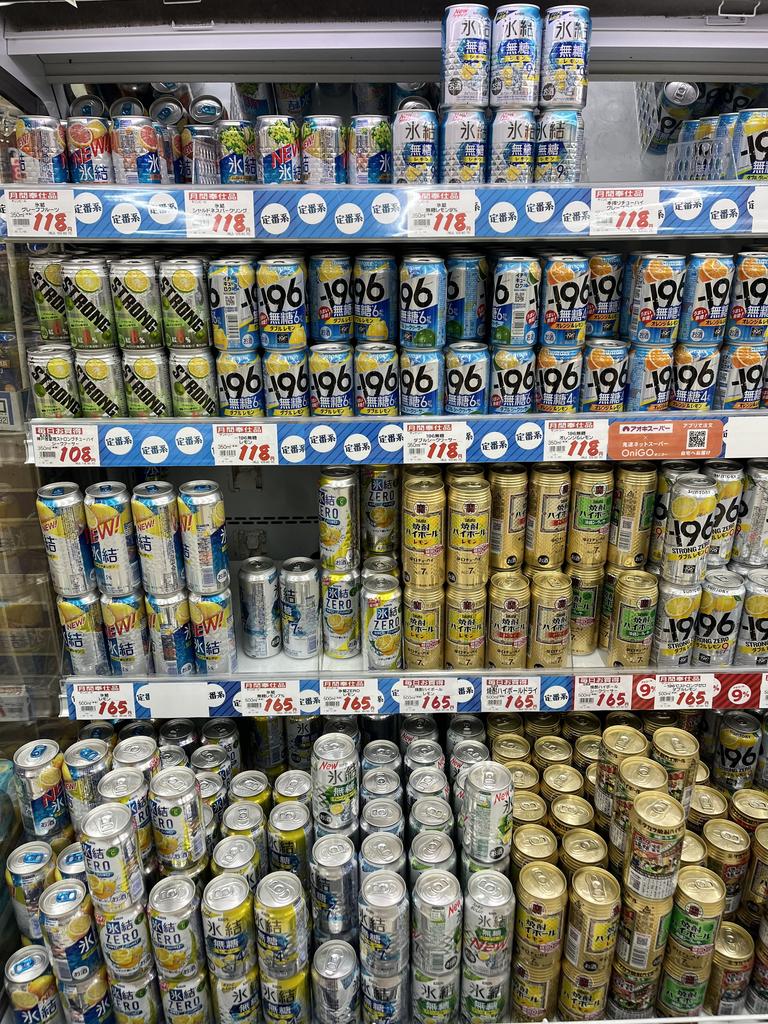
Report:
0,686,31,721
544,419,608,461
212,423,279,466
319,677,382,715
32,423,101,467
481,676,541,713
404,421,469,464
6,188,78,238
185,190,255,239
407,189,476,238
235,679,300,716
589,187,663,236
653,673,716,711
71,683,136,720
136,682,214,718
393,676,463,714
574,674,633,712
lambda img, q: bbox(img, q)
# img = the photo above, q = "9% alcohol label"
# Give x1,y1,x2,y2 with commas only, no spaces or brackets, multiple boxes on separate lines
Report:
589,187,663,236
319,678,382,715
574,674,632,712
392,676,468,714
544,419,608,461
71,683,136,720
234,679,300,716
653,673,715,711
6,189,77,238
404,421,469,464
212,423,279,466
481,676,541,713
407,189,476,238
32,423,100,467
185,190,255,239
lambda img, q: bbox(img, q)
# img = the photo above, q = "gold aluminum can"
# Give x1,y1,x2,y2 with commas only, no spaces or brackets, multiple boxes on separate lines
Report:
486,571,529,669
444,583,485,669
607,570,658,667
565,866,621,973
532,736,572,773
730,788,768,835
642,710,678,737
492,734,531,764
598,562,623,649
680,830,707,868
656,954,710,1016
605,709,643,730
558,961,611,1020
511,825,558,879
566,463,614,567
527,571,572,668
510,958,558,1021
651,726,699,817
548,795,594,839
624,792,686,901
521,563,561,582
615,887,673,973
702,817,751,919
584,763,597,802
566,564,604,655
607,958,661,1016
609,755,668,859
401,477,445,587
703,921,755,1015
515,861,567,952
562,712,601,743
446,479,491,586
739,820,768,922
669,866,725,956
445,465,485,486
486,712,524,739
573,735,601,773
403,465,442,483
514,792,548,828
595,726,649,818
607,462,657,568
489,464,528,570
559,829,608,884
540,765,583,805
523,713,561,739
524,463,571,569
507,761,540,794
695,761,710,785
688,785,728,834
402,584,444,669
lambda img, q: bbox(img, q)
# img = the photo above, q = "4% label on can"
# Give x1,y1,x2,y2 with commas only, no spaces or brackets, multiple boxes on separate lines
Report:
573,674,633,712
234,679,301,716
481,676,541,713
71,683,136,720
319,678,383,715
212,423,279,466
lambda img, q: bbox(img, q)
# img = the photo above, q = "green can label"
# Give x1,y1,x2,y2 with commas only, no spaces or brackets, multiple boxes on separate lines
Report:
574,492,611,532
618,603,656,643
658,973,707,1013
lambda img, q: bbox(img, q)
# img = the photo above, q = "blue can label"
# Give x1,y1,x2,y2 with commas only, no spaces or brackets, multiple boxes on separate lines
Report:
208,261,258,351
715,343,767,409
217,350,265,417
670,343,720,410
679,255,734,343
309,344,355,416
491,258,540,346
540,258,589,345
490,346,535,414
490,6,541,108
630,256,686,343
400,260,447,348
626,345,673,411
393,111,438,184
447,256,487,341
256,259,308,350
586,254,624,338
440,110,487,184
355,345,399,416
309,256,353,342
400,348,444,415
263,349,310,416
445,343,489,415
258,118,300,184
580,342,628,412
727,254,768,343
535,346,583,413
353,257,397,342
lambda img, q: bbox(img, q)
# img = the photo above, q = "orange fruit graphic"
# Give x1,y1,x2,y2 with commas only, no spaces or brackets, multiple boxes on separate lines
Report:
699,257,729,282
538,347,558,368
731,345,763,369
644,259,674,283
587,347,615,370
547,261,575,286
739,256,768,281
644,347,672,371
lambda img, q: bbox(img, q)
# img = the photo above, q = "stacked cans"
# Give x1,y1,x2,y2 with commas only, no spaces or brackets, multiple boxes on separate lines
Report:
37,478,234,679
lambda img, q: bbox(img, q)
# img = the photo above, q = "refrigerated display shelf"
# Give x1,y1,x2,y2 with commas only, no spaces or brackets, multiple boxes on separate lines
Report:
4,182,768,243
27,412,767,469
64,667,766,721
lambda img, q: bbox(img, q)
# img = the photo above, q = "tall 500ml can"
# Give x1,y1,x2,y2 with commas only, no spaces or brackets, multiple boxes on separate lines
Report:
539,255,589,345
36,482,95,597
322,569,362,659
353,253,397,342
693,569,745,666
440,109,487,184
661,474,717,585
441,3,491,107
703,460,745,566
361,465,399,556
101,590,151,675
679,254,735,343
535,110,584,183
319,468,360,573
189,588,237,674
84,481,141,596
400,256,447,349
539,5,591,109
491,255,540,346
309,255,353,343
489,109,535,183
131,481,185,595
146,590,196,675
490,4,541,109
178,481,229,594
239,557,282,659
280,558,321,659
363,576,403,671
393,108,439,184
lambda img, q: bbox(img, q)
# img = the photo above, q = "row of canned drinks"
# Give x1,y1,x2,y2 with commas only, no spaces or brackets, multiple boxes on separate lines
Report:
31,250,768,355
648,79,768,153
665,109,768,182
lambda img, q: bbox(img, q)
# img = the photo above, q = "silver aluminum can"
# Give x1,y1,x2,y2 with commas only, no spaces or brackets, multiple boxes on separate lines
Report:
411,966,461,1024
404,739,445,778
539,4,591,109
407,770,451,809
490,4,541,108
448,739,490,783
411,869,463,974
732,459,768,566
98,767,153,863
131,481,185,596
112,736,161,782
201,718,241,776
534,108,584,183
358,834,407,880
440,108,487,184
254,870,310,978
311,733,359,830
408,798,454,843
310,834,359,944
62,738,111,832
447,715,486,754
158,720,197,752
489,108,535,183
409,830,457,887
84,482,142,598
286,716,323,772
360,799,404,841
462,869,515,974
362,740,402,777
703,460,745,567
28,343,80,417
361,769,403,807
280,557,321,659
361,555,400,584
80,802,144,912
239,556,282,659
177,480,229,594
312,940,359,1024
274,770,312,806
442,3,492,107
322,568,362,659
399,715,439,751
221,801,268,882
359,871,409,977
159,744,188,769
462,761,514,862
361,967,409,1024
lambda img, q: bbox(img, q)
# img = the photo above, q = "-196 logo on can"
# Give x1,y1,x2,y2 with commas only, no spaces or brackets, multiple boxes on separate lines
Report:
490,346,535,414
445,342,489,415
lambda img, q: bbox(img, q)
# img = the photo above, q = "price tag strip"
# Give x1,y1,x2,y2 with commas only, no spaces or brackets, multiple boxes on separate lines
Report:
544,419,608,461
319,677,382,715
32,423,101,467
6,188,78,238
481,676,541,713
407,189,476,238
71,683,136,720
185,190,255,239
590,187,663,236
392,676,470,714
212,423,279,466
235,679,300,716
404,421,469,464
653,673,716,712
574,674,633,712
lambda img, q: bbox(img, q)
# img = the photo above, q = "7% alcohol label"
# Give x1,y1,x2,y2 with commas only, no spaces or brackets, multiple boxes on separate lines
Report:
235,679,300,716
71,683,136,720
32,424,100,467
185,190,255,239
574,674,632,712
212,423,279,466
481,676,540,712
319,678,382,715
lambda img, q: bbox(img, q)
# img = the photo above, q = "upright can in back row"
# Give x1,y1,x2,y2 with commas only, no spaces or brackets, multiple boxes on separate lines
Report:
442,4,492,109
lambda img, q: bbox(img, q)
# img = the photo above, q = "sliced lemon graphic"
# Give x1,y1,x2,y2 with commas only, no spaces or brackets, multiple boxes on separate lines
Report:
670,495,698,521
187,357,211,379
47,356,71,379
124,270,149,293
133,357,158,380
74,268,101,293
85,359,109,382
171,269,196,293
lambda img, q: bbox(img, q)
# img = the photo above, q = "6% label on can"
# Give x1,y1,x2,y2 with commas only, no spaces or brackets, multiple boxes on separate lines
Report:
319,678,382,715
212,423,279,466
234,679,301,716
481,676,541,713
573,674,632,712
32,424,101,467
71,683,136,720
404,421,469,464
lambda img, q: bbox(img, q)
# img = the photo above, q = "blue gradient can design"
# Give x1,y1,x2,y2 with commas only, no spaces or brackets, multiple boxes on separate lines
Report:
309,343,355,416
393,109,439,185
256,257,308,350
441,3,492,108
445,342,489,414
678,254,735,344
490,4,541,109
625,344,673,411
217,120,257,184
715,342,767,409
628,254,687,344
539,255,590,345
208,258,258,351
309,254,353,342
146,590,196,675
355,343,399,416
348,115,392,184
733,109,768,180
488,108,536,183
353,253,397,342
539,5,591,109
256,115,301,184
447,253,488,341
490,345,535,414
491,255,540,346
263,348,311,416
101,590,151,676
579,339,629,412
670,341,721,410
177,480,229,595
399,256,447,348
440,108,487,185
586,253,624,338
534,109,584,183
535,344,583,413
217,349,265,417
400,347,444,415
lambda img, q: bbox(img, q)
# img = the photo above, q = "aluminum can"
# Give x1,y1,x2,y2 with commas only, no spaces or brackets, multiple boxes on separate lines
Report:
256,115,300,183
309,255,353,343
446,479,491,585
80,802,144,912
110,116,161,184
100,590,150,675
539,5,591,108
444,341,489,414
440,108,487,183
527,571,571,667
359,834,407,881
318,468,359,572
490,4,541,108
312,940,359,1024
109,258,163,349
566,564,603,656
279,557,321,659
98,768,153,863
580,339,628,411
441,4,491,107
353,253,397,342
62,739,110,833
310,835,358,943
702,460,745,565
209,967,261,1024
159,969,211,1024
38,879,102,982
362,575,402,670
623,791,686,901
301,115,347,183
733,109,768,179
84,482,141,597
4,946,63,1024
732,459,768,565
28,344,81,417
361,465,399,556
178,480,229,594
567,463,613,566
399,255,446,349
122,349,172,417
94,900,153,981
74,348,127,417
6,842,56,940
402,585,444,669
285,718,322,773
361,799,404,841
670,340,720,410
215,348,265,416
221,803,268,879
312,733,359,830
445,583,486,668
362,741,402,777
348,114,392,184
464,965,510,1023
256,257,308,350
322,569,362,660
726,251,768,343
651,579,701,667
262,347,310,416
57,591,110,676
491,254,540,346
308,343,354,416
29,255,69,341
649,461,692,567
713,711,761,793
267,802,313,888
56,843,87,884
607,463,658,568
679,253,735,343
525,463,570,568
489,465,527,570
361,967,408,1024
704,921,755,1014
487,571,529,668
462,869,515,975
148,767,206,871
607,570,658,667
486,345,532,414
359,871,409,977
398,346,443,415
586,253,624,338
735,569,768,665
535,344,582,412
216,120,257,183
201,873,256,980
14,114,68,183
651,726,699,814
717,341,767,408
158,258,211,348
402,477,446,586
647,81,700,154
168,347,218,417
463,761,514,861
446,252,487,340
254,871,310,978
539,255,589,345
661,473,716,583
625,342,674,411
693,569,745,666
350,341,397,414
239,557,281,659
535,108,584,182
112,737,160,783
274,771,311,808
628,253,686,344
609,755,667,858
207,258,258,352
261,969,311,1024
131,482,185,595
409,831,456,884
411,869,463,977
488,107,535,183
145,590,195,675
393,108,439,184
515,860,567,956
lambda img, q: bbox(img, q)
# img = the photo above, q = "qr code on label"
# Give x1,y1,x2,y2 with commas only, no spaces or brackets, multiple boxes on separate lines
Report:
686,429,707,449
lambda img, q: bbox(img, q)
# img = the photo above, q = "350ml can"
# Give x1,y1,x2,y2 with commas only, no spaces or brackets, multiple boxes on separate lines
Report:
399,256,447,349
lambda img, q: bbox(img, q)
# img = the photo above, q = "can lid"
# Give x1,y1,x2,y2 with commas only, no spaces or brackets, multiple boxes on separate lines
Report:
466,868,513,907
148,875,198,914
363,799,402,829
635,791,685,829
82,802,133,839
690,786,728,817
201,720,237,742
222,800,264,833
313,940,357,979
312,834,355,868
411,797,453,827
676,865,726,906
715,921,755,963
275,770,311,800
681,830,706,865
7,841,54,876
407,739,443,765
408,768,447,796
414,868,461,906
14,739,59,771
64,739,108,770
518,862,566,902
466,761,513,794
731,789,768,821
652,727,699,759
256,870,304,909
572,866,621,907
361,870,407,907
98,768,145,800
561,829,607,864
620,756,668,791
149,766,198,801
4,946,50,985
269,800,310,831
360,833,404,866
702,818,750,852
513,824,558,860
160,745,188,769
190,746,228,773
550,795,592,826
39,879,88,919
312,733,356,763
213,836,256,871
602,726,648,756
363,768,399,795
57,843,85,875
229,770,269,799
203,873,251,913
411,830,454,863
114,736,158,767
452,740,490,766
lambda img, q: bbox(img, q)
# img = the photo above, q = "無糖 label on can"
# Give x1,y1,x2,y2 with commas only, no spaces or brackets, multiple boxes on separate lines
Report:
490,5,541,108
402,479,446,587
539,5,591,109
462,870,515,976
607,571,658,668
487,572,529,669
628,255,686,345
614,887,672,973
403,585,444,670
727,251,768,342
580,339,629,412
446,481,491,586
651,726,699,815
608,464,658,568
488,109,535,184
217,349,265,417
524,464,570,568
535,343,582,411
489,345,535,414
264,348,311,416
411,871,463,975
624,792,686,901
489,465,527,570
441,4,491,107
309,255,353,343
528,572,572,668
567,465,613,567
586,253,624,339
256,258,308,349
445,584,486,669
